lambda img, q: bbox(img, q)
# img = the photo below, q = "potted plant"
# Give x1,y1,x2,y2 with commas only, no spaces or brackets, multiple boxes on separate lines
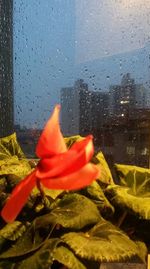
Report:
0,106,149,269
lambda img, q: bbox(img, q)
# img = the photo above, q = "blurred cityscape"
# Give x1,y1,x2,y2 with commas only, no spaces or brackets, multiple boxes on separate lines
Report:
61,74,150,167
13,72,150,167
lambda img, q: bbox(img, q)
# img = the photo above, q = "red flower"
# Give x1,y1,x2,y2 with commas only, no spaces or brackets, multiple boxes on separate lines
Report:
1,105,100,223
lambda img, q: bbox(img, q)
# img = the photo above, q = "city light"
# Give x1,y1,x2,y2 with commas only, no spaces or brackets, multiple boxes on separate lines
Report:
120,100,129,104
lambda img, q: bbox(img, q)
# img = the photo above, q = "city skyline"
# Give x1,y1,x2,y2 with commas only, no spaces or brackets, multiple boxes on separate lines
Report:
60,74,150,167
61,73,150,135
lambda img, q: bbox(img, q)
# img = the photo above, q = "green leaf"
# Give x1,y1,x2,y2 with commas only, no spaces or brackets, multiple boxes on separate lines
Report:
0,226,44,258
0,133,25,160
53,246,86,269
42,188,63,200
32,186,63,200
0,237,7,253
64,135,84,149
16,239,60,269
107,164,150,219
0,221,26,241
0,192,8,209
92,152,114,185
115,164,150,189
0,260,16,269
135,241,148,263
107,185,150,219
35,193,101,229
0,156,31,179
62,219,143,263
84,181,114,215
0,133,31,182
0,178,7,192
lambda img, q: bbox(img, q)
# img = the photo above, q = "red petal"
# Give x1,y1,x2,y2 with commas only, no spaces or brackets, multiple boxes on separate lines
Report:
36,135,94,179
1,170,36,223
36,105,67,158
40,163,100,190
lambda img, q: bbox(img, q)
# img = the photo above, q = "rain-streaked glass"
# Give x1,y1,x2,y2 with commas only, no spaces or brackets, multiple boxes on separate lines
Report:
0,0,150,166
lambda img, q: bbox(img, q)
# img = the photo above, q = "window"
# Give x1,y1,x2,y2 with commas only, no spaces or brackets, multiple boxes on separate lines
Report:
1,0,150,167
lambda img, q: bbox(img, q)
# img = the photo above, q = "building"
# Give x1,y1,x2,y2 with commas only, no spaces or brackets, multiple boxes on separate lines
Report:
0,0,14,137
135,84,147,109
75,79,91,135
90,91,109,129
109,73,148,118
61,79,91,136
109,73,136,118
60,86,79,135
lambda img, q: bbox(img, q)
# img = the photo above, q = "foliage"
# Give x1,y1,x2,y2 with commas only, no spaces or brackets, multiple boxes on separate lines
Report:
64,135,84,149
0,133,25,159
0,133,31,181
35,193,101,230
107,164,150,219
92,151,114,185
0,133,149,268
0,221,27,241
53,246,86,269
62,220,143,262
81,181,114,217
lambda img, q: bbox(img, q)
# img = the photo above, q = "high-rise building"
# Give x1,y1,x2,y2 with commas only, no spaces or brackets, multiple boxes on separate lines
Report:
61,86,80,136
61,79,111,137
75,79,91,135
109,73,147,118
0,0,14,137
90,91,109,130
60,79,91,136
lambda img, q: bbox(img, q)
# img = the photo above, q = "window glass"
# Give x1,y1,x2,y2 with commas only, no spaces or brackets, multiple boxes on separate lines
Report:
1,0,150,166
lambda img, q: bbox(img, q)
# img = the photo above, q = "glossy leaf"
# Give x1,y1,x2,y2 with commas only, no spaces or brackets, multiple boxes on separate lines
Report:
85,181,114,215
135,241,148,263
0,221,26,241
0,156,31,179
0,225,44,259
0,133,25,159
107,164,150,219
0,177,7,193
92,152,114,185
32,186,63,200
0,260,16,269
107,184,150,219
62,219,144,262
16,239,60,269
53,246,86,269
115,164,150,189
35,193,101,229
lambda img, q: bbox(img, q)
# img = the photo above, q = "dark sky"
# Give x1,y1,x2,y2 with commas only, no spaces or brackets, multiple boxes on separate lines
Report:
14,0,150,128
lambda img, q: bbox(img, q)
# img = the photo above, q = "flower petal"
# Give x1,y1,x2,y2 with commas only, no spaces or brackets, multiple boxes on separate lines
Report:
40,163,100,190
1,170,36,223
36,105,67,158
36,135,94,179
